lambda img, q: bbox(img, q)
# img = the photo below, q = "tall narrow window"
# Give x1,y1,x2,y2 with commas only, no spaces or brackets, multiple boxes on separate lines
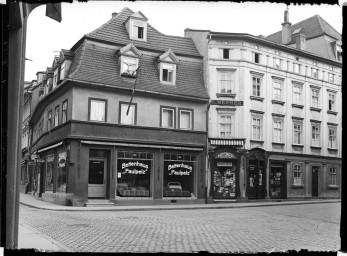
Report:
328,127,337,149
293,121,303,144
329,168,337,185
311,68,318,79
252,117,262,140
328,92,336,111
328,73,334,83
161,107,175,128
54,106,59,127
252,76,261,97
273,80,283,101
253,52,260,63
293,164,302,185
179,109,192,130
311,88,320,108
47,110,52,130
89,99,106,122
223,49,229,59
219,115,232,138
62,100,67,123
311,123,320,147
274,58,281,69
161,63,176,84
121,56,138,77
293,63,300,74
218,72,234,94
120,103,136,125
132,26,144,39
273,119,283,143
293,84,302,104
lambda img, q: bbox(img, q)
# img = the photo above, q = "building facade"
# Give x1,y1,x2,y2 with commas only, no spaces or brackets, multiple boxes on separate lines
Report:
185,9,342,201
27,8,209,206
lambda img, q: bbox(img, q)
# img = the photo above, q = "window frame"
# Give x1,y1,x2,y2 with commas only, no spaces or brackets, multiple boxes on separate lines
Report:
218,111,234,138
272,79,283,101
293,63,300,74
311,88,320,108
160,106,176,129
222,48,230,59
273,117,284,143
311,68,318,79
130,19,147,41
119,102,137,125
62,100,68,124
293,164,302,186
251,75,262,97
54,105,59,128
293,84,303,105
328,126,337,149
251,115,262,141
329,167,337,186
218,71,234,94
328,91,337,111
120,55,139,77
273,57,281,69
293,119,303,145
47,110,52,131
328,73,334,83
88,98,108,122
311,122,321,147
160,62,176,85
178,108,194,130
252,52,260,64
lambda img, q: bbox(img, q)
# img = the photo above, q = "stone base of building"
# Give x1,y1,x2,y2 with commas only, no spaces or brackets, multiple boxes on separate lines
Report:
42,192,74,206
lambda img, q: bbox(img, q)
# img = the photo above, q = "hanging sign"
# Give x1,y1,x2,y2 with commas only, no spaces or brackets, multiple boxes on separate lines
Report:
217,162,233,167
35,158,45,163
121,161,149,174
58,152,67,167
168,163,193,176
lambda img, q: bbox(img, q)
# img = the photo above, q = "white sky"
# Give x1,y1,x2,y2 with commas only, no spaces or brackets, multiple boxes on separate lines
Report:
24,1,343,81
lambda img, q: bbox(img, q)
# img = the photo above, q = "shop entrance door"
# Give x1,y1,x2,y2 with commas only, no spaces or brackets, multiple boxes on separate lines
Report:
88,159,106,198
311,166,319,197
248,160,265,199
270,162,286,199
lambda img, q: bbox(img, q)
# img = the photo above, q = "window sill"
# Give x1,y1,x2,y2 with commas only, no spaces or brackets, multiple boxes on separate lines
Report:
216,93,236,98
292,144,304,148
292,104,304,109
310,107,321,112
327,110,338,115
310,146,322,149
250,96,264,102
271,100,285,105
121,73,137,79
328,185,339,189
291,184,304,188
160,81,176,86
327,148,338,152
250,139,264,143
272,142,285,145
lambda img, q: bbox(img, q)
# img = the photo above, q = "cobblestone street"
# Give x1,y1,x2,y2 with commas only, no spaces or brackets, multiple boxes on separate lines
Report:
19,202,340,253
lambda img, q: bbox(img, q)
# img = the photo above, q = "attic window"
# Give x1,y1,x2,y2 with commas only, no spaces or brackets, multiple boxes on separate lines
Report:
121,56,138,78
161,63,176,84
157,49,179,85
133,25,144,39
129,19,147,41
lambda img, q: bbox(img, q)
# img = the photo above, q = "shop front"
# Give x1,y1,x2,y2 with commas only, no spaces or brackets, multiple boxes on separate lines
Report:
247,148,267,199
269,161,286,199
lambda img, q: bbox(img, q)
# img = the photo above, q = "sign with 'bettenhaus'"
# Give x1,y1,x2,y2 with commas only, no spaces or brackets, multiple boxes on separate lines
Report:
211,100,244,106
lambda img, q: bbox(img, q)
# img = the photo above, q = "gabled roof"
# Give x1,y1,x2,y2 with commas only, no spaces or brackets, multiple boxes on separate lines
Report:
67,41,208,100
266,15,341,44
86,7,201,57
117,43,142,58
157,49,180,64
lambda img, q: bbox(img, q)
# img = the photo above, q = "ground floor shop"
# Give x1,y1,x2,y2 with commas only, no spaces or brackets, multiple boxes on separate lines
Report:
29,139,206,206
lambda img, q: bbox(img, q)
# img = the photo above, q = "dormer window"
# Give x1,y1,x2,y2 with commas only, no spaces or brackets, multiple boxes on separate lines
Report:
157,49,179,85
124,11,148,42
117,43,142,78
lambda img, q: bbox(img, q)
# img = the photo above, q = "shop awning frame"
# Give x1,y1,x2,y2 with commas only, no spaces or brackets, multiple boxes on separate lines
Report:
37,141,63,153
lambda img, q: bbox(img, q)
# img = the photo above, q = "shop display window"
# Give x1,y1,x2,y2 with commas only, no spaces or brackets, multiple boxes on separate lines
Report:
163,154,196,197
45,155,54,192
270,163,284,198
212,162,236,198
116,151,152,197
56,151,67,193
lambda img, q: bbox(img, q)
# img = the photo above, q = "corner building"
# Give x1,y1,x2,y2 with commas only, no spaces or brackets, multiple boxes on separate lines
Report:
185,10,342,201
28,8,209,206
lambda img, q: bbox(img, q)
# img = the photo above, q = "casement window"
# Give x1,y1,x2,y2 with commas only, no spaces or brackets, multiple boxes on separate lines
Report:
179,109,193,130
54,106,59,127
252,52,260,64
337,45,342,61
62,100,67,123
293,63,300,74
273,80,283,101
221,49,230,59
161,107,175,128
273,118,283,143
311,68,318,79
293,84,303,104
218,72,234,94
161,63,176,84
89,99,107,122
293,164,302,185
60,62,66,81
311,88,320,108
328,126,337,149
130,19,147,41
218,113,234,138
252,116,262,140
132,26,144,39
311,122,320,147
328,73,334,83
121,56,138,77
328,91,336,111
329,167,337,185
53,72,58,89
47,110,52,131
273,57,281,69
293,120,303,145
252,76,262,97
120,103,136,125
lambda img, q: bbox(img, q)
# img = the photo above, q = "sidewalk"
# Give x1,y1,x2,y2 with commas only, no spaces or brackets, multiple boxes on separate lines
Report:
19,193,340,212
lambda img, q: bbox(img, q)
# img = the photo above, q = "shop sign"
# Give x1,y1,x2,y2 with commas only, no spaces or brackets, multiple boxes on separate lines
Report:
46,155,54,162
58,152,67,167
168,163,193,176
29,161,36,165
211,100,243,106
35,158,45,163
30,154,39,160
121,161,149,174
217,162,232,167
215,152,237,159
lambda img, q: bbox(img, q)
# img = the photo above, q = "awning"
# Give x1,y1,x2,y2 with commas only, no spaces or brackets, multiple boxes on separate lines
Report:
80,140,203,151
37,141,63,153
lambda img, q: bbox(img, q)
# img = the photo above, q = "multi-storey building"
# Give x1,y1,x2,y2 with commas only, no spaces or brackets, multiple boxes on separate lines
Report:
28,8,209,206
185,9,342,201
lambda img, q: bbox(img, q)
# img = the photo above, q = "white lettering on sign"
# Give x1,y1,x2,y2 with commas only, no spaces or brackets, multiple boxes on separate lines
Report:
168,163,192,171
168,170,192,176
122,161,148,170
168,163,193,176
121,161,148,174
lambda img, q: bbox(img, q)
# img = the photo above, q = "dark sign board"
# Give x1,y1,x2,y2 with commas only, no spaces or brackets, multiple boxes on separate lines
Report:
211,100,244,106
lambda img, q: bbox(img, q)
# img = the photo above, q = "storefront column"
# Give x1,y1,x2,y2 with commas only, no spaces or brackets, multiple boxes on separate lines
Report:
322,163,327,198
265,158,270,199
238,154,247,199
286,160,291,198
205,154,213,203
305,162,310,198
339,164,342,199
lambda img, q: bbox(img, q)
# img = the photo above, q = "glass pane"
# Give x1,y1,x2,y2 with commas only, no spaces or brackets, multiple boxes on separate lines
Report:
90,100,105,121
162,109,173,127
180,111,191,129
121,104,135,125
89,161,104,184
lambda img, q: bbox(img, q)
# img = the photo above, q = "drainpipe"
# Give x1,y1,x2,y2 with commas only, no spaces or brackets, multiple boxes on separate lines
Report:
205,101,211,204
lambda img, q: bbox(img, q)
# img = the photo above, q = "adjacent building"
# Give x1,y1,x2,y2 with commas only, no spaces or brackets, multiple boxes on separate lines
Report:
185,9,342,201
27,8,209,206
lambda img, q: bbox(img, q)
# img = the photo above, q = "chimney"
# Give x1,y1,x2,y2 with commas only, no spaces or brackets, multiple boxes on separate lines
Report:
112,12,117,19
295,33,306,51
281,7,292,44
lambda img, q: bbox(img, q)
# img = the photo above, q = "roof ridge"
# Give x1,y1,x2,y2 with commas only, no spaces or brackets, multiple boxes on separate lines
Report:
86,7,134,37
316,15,341,39
67,40,87,79
148,23,192,41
